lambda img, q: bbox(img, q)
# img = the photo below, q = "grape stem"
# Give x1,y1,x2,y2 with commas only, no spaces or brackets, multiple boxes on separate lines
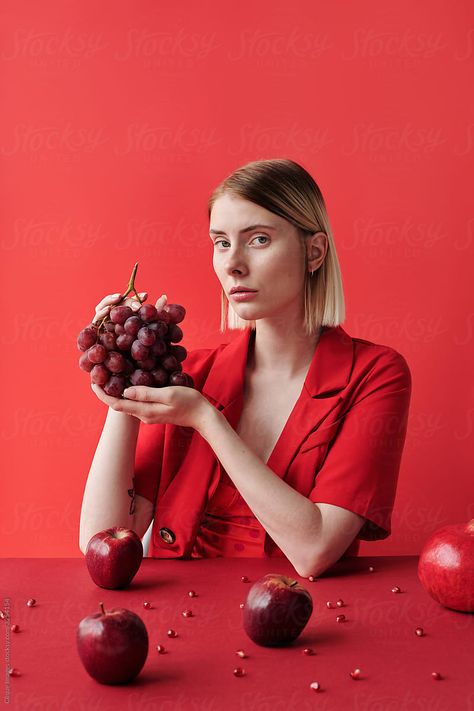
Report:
95,262,142,333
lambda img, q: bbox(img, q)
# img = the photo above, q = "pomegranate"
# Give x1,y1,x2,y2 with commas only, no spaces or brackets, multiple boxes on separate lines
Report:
417,518,474,612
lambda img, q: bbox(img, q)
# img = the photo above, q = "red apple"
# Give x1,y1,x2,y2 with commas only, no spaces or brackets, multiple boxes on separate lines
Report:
85,527,143,589
242,573,313,646
418,518,474,612
77,602,148,684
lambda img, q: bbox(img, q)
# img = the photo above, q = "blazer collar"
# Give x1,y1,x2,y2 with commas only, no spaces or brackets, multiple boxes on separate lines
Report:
202,324,354,407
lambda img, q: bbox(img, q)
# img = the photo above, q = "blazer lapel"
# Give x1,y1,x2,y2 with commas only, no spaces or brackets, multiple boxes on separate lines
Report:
152,329,252,558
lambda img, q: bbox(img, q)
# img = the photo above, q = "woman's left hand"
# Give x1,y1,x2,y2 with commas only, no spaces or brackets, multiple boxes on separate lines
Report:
91,383,213,431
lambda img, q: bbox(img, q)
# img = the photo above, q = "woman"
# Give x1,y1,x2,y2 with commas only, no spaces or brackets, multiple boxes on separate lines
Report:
79,158,412,578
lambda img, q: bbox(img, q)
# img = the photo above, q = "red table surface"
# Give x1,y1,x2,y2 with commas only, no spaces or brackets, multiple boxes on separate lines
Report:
1,555,473,710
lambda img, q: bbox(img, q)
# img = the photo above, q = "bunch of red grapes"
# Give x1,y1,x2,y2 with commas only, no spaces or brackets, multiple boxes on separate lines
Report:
77,300,194,398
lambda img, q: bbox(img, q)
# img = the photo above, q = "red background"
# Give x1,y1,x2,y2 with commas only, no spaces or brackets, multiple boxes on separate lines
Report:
1,1,473,557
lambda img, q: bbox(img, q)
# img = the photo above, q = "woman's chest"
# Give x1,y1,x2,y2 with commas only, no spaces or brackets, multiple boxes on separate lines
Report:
234,374,306,466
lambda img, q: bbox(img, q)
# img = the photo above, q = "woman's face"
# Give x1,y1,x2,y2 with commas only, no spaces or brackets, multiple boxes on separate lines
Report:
209,193,309,325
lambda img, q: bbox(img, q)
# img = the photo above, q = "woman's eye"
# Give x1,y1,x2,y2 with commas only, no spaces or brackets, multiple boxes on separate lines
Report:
214,235,268,248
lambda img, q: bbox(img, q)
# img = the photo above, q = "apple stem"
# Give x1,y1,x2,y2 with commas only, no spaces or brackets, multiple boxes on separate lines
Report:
289,581,298,587
99,602,106,615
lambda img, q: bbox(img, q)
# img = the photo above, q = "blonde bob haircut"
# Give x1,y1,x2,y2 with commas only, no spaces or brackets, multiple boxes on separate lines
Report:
208,158,345,336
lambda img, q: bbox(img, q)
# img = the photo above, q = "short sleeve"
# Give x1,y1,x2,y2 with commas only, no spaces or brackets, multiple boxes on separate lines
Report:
133,423,166,506
308,350,412,540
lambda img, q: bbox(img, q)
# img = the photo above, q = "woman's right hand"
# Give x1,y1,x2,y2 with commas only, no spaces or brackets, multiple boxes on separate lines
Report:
91,292,167,325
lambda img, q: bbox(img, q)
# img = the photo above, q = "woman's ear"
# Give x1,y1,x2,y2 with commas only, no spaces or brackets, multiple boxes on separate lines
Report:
307,232,328,269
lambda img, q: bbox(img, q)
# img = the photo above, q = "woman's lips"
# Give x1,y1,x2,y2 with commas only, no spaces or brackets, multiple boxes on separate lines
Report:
230,291,258,301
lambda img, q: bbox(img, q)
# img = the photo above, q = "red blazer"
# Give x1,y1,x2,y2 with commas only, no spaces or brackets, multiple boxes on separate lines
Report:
133,325,412,559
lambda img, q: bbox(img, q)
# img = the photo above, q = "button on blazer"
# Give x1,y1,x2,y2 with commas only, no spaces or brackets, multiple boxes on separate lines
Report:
133,324,412,559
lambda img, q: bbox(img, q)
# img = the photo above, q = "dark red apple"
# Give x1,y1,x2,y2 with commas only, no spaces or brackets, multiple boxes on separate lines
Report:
242,573,313,646
418,518,474,612
85,527,143,589
76,602,148,684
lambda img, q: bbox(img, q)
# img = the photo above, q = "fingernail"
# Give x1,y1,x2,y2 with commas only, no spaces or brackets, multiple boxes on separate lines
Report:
123,388,136,398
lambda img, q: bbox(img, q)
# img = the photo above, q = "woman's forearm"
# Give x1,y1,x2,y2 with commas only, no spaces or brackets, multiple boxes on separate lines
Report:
79,408,141,554
197,407,322,577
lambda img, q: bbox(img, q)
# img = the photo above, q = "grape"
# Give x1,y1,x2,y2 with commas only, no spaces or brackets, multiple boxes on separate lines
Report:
99,332,117,350
148,321,168,337
131,339,150,361
77,326,97,351
169,344,187,362
130,369,155,386
161,354,179,372
164,304,186,324
167,324,183,343
90,364,110,385
77,275,192,395
151,367,169,386
137,326,156,346
104,351,126,373
87,344,107,363
116,333,134,351
79,352,94,372
169,371,188,385
151,339,167,357
155,308,170,324
104,375,126,397
124,316,142,336
110,305,134,324
138,303,158,322
135,357,157,371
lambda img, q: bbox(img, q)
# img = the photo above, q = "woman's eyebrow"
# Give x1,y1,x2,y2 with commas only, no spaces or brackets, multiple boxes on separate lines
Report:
209,223,277,236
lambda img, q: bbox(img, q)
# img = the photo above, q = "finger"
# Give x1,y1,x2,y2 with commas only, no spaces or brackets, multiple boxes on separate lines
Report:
155,294,167,310
91,383,133,410
123,385,172,403
92,305,113,324
95,293,123,311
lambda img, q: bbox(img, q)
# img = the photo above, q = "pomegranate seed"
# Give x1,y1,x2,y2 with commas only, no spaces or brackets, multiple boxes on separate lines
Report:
326,601,334,609
391,586,401,593
336,614,346,623
11,624,20,633
368,566,375,572
239,603,245,609
310,681,321,691
156,644,166,654
182,609,193,617
336,599,344,607
233,667,245,677
27,598,36,607
0,610,6,620
241,576,249,583
303,648,314,655
432,671,442,680
143,601,152,609
188,590,197,597
350,668,362,680
167,629,177,638
415,627,424,637
236,650,247,658
8,668,20,677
